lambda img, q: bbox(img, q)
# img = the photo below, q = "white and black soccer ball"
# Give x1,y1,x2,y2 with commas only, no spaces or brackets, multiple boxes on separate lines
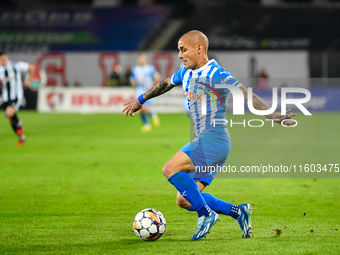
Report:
133,208,166,241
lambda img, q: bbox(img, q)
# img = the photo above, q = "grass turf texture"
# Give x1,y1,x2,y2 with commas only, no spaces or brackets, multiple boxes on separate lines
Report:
0,111,339,254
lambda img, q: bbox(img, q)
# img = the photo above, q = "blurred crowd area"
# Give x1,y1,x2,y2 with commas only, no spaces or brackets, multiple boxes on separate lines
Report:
0,0,340,88
3,0,340,7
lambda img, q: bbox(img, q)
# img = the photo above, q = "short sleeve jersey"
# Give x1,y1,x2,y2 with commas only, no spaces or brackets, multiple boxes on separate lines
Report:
171,59,240,138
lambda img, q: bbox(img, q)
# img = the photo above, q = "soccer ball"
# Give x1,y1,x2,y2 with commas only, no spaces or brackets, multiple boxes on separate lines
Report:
133,208,166,241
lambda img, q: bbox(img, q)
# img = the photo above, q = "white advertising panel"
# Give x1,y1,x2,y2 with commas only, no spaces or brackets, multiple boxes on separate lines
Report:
38,87,186,113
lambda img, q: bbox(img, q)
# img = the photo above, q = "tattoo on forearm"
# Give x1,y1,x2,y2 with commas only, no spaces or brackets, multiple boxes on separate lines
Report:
143,78,174,100
240,85,248,102
252,93,270,111
240,85,274,119
240,85,288,123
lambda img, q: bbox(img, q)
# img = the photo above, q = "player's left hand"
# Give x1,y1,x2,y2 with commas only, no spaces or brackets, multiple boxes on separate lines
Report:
270,109,297,126
122,98,142,117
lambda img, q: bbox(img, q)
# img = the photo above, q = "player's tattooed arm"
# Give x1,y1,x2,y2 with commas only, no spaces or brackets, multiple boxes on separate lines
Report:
240,85,270,110
239,85,297,125
239,85,270,112
123,77,174,117
143,77,174,101
240,85,272,117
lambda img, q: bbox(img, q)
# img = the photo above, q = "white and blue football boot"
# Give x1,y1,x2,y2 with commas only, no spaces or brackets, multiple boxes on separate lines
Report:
192,210,220,241
236,203,252,238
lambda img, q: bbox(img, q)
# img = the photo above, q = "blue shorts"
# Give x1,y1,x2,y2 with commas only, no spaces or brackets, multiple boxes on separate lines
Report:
180,126,231,185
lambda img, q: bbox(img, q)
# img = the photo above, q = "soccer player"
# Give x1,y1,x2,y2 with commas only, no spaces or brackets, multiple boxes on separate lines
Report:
123,31,297,240
130,53,161,132
0,51,34,146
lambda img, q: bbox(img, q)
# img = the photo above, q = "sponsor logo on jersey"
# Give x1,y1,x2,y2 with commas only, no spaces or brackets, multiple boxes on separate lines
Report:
184,91,202,101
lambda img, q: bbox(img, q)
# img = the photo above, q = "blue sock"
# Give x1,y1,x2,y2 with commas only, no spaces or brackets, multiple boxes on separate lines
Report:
188,193,240,219
168,172,211,217
148,111,154,118
140,113,148,125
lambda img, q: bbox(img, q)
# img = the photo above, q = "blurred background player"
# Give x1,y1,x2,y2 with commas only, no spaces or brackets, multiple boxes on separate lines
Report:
130,53,161,132
0,51,34,146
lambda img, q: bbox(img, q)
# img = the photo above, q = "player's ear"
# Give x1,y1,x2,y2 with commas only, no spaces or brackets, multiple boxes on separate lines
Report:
197,44,202,55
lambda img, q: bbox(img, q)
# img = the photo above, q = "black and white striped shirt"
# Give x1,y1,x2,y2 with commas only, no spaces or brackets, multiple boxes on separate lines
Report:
0,60,29,111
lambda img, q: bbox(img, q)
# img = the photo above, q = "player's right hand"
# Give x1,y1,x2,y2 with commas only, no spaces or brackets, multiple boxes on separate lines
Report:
122,98,142,117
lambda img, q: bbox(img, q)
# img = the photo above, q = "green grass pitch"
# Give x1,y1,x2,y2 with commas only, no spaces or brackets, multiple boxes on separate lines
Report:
0,111,339,254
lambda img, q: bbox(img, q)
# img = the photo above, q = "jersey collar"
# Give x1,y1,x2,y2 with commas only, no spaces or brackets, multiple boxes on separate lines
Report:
190,59,216,73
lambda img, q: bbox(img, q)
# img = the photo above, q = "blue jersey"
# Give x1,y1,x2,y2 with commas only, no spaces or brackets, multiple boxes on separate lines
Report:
130,64,157,96
171,59,240,138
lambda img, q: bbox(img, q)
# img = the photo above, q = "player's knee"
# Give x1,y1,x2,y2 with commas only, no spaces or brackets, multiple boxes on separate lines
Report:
5,106,15,117
141,106,148,113
162,162,174,179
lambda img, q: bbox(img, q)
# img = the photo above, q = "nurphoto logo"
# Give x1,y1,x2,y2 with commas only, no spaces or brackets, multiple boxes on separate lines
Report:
199,84,312,128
